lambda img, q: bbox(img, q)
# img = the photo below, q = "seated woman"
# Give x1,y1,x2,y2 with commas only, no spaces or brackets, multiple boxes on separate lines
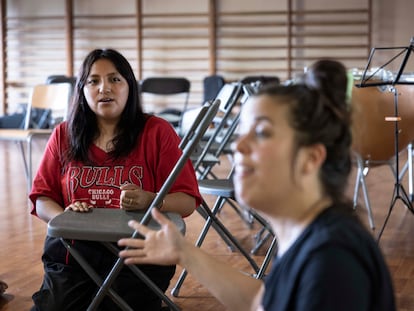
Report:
29,48,201,311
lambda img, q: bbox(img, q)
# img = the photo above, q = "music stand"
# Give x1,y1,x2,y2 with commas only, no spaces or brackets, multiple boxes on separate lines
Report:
357,37,414,241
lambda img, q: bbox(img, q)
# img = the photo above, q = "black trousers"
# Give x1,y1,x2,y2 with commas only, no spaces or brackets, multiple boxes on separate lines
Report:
31,236,176,311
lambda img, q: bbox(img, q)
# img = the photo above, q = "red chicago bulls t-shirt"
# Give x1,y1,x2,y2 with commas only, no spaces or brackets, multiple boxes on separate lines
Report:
30,115,201,215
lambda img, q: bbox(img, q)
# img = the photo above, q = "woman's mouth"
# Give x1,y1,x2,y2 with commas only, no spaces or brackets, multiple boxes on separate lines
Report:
235,164,254,178
99,98,113,104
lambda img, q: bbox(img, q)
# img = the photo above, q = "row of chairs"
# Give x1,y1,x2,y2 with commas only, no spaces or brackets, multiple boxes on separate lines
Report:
141,74,280,136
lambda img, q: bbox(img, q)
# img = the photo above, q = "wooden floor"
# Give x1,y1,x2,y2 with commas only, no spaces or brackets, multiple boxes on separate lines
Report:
1,139,414,310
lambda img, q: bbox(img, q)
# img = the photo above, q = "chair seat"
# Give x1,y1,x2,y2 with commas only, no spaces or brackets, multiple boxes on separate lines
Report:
48,209,186,242
198,179,234,198
0,128,52,141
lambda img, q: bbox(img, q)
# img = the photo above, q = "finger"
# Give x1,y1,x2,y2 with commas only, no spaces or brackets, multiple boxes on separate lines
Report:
121,198,136,211
72,201,83,210
79,203,92,212
120,183,139,191
118,237,144,248
80,202,90,208
127,220,152,236
66,202,91,212
151,208,171,226
119,248,145,257
123,256,150,265
66,204,77,211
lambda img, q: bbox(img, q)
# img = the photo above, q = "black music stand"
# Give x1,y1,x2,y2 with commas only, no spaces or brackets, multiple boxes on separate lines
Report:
356,37,414,241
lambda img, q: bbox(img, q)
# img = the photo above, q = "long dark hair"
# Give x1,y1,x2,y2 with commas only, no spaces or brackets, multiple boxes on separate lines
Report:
257,60,351,204
66,48,146,163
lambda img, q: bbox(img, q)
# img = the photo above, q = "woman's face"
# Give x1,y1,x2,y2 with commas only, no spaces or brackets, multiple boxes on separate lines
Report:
83,58,129,123
233,95,306,216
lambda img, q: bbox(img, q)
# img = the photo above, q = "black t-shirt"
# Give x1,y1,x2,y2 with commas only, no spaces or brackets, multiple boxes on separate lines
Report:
262,206,396,311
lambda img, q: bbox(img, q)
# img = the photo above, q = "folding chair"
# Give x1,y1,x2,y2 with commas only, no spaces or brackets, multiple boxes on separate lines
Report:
139,77,191,133
192,82,245,179
46,74,77,99
0,83,72,192
46,99,220,311
203,74,225,102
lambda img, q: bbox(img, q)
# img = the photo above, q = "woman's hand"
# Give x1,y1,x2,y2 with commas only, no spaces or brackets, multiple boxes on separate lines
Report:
65,201,93,213
120,183,155,211
118,208,185,266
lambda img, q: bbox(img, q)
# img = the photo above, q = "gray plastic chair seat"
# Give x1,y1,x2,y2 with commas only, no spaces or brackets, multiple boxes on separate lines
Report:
198,179,234,198
48,209,185,242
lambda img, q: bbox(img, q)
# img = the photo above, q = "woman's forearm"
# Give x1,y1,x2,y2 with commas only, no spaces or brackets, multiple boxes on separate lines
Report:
118,209,263,310
35,196,64,223
179,242,263,311
161,192,196,217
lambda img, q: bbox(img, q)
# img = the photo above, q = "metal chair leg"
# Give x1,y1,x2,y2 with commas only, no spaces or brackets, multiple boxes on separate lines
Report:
353,152,375,230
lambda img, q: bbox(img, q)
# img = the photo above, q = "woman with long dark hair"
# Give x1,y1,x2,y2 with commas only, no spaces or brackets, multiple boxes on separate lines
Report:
30,48,201,310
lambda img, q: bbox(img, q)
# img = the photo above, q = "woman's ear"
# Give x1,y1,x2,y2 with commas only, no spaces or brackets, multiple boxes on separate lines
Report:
301,143,327,175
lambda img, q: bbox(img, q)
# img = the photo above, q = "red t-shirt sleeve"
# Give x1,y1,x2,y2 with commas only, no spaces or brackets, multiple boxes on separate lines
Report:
29,123,67,216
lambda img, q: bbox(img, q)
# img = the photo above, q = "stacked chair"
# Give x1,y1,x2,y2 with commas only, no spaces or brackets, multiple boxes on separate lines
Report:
171,80,279,297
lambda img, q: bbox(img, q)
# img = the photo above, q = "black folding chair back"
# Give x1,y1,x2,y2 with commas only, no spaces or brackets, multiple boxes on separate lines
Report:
193,82,244,179
203,74,225,102
140,77,191,131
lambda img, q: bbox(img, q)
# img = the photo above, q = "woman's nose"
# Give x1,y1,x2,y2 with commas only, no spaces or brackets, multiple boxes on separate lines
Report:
232,133,249,154
99,81,111,94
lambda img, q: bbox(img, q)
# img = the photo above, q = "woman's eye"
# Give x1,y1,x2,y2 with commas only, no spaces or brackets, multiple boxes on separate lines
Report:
111,76,122,82
254,126,272,138
87,79,98,85
255,130,268,138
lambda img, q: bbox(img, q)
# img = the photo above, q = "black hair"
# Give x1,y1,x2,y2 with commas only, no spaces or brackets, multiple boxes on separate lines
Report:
303,59,349,106
65,48,146,163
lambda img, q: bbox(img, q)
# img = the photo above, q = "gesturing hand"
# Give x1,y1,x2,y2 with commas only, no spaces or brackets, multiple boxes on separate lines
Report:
118,208,185,266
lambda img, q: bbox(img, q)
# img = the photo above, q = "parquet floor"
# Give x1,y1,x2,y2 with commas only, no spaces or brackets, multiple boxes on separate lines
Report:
1,139,414,310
